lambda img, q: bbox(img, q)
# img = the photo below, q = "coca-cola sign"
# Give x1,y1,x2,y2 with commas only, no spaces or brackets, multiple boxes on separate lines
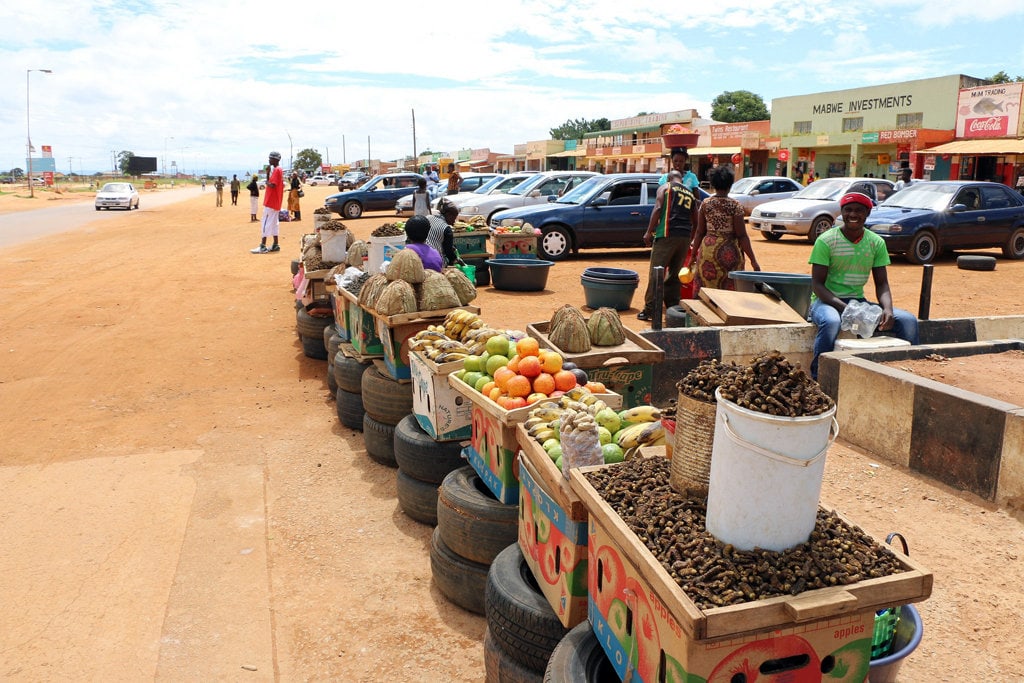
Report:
965,116,1008,137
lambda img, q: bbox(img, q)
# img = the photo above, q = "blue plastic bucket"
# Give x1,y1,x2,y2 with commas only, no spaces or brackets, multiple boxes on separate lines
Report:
582,267,640,281
485,258,554,292
581,274,639,311
868,604,922,682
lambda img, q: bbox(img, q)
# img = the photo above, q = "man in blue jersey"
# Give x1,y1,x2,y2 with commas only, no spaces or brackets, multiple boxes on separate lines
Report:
639,170,699,321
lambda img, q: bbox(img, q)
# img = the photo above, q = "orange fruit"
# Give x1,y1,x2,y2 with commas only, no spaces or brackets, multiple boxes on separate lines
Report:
585,381,607,394
493,366,516,391
507,396,528,409
532,372,556,396
518,356,542,378
497,395,513,409
553,370,578,392
488,386,502,402
538,349,563,374
481,381,496,396
526,392,547,405
506,375,532,398
506,354,520,374
516,337,540,358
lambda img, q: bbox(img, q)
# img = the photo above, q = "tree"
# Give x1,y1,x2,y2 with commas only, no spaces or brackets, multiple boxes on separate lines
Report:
549,117,611,140
295,148,322,172
10,167,24,179
989,70,1024,83
710,91,770,123
117,151,134,175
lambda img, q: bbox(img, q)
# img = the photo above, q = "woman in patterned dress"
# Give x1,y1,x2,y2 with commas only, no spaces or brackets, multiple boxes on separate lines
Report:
690,166,760,292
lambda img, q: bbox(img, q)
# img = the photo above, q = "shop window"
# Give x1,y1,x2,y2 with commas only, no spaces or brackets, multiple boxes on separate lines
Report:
896,113,923,129
842,117,864,132
793,121,812,134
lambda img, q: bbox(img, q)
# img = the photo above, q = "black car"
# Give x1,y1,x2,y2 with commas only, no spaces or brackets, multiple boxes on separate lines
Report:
490,173,708,260
337,171,369,190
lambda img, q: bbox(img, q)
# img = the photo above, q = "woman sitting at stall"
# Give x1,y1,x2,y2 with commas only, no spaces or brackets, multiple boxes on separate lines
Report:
402,216,444,272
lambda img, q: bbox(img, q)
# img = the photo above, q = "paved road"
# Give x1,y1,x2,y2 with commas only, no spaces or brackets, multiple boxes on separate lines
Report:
0,187,203,249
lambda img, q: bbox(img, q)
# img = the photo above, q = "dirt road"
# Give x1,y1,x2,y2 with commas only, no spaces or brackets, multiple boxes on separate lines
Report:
0,184,1021,681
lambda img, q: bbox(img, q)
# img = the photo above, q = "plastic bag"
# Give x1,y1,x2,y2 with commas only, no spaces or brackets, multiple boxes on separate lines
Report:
559,410,603,479
840,300,884,338
336,266,364,289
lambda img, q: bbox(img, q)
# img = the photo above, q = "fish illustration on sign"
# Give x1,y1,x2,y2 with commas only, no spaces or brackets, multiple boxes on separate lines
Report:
972,97,1005,115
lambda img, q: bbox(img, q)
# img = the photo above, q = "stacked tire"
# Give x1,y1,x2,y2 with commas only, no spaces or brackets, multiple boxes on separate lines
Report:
334,349,371,431
360,366,414,467
393,415,466,526
296,307,333,360
325,324,343,394
543,621,617,682
483,544,569,681
430,466,518,616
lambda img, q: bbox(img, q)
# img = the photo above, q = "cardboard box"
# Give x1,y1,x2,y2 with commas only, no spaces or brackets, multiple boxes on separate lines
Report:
411,350,473,441
452,232,488,255
517,446,588,628
372,305,481,381
492,232,538,258
568,463,933,682
527,320,664,408
350,303,384,356
331,291,350,342
449,374,622,504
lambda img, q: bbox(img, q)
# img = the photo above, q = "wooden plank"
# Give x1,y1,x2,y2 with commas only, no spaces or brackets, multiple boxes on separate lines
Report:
516,423,587,520
527,320,665,366
698,288,807,325
681,299,725,327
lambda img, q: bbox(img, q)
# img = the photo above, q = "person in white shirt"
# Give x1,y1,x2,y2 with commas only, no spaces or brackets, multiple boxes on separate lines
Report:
893,168,916,192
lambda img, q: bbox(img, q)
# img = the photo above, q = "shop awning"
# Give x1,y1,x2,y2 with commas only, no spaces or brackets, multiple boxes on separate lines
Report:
916,138,1024,155
686,146,742,156
548,149,588,158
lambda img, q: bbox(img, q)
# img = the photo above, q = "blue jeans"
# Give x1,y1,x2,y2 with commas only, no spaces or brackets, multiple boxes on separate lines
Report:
809,298,919,378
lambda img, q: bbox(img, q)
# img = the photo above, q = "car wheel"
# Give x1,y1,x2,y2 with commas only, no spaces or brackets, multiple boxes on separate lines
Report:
1002,227,1024,259
342,201,363,219
539,227,571,260
762,231,783,241
957,255,997,271
907,231,938,265
807,216,833,243
95,206,101,211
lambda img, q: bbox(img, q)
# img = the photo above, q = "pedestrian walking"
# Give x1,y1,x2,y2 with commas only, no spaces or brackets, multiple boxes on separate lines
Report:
247,174,260,222
288,172,302,221
251,152,284,253
214,177,225,207
412,177,430,217
639,167,699,322
230,175,240,205
690,166,760,294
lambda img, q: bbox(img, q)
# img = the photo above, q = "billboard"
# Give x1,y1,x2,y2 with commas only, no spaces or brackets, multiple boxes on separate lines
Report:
955,83,1023,138
127,156,158,175
26,157,57,173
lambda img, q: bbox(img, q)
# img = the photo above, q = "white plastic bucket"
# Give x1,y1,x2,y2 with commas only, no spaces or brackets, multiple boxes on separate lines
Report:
320,229,349,263
705,387,838,552
367,235,406,274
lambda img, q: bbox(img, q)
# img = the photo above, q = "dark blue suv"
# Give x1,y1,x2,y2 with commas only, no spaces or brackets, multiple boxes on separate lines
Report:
324,172,424,219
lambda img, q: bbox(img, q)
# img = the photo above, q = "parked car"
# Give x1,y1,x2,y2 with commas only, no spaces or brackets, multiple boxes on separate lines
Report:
852,181,1024,264
750,177,895,242
433,172,537,212
394,172,499,215
94,182,140,211
490,173,709,260
338,171,369,190
324,173,424,219
456,171,598,224
728,176,804,215
307,174,336,186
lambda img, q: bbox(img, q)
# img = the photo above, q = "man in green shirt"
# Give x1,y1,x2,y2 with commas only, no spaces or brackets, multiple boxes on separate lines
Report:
808,192,919,378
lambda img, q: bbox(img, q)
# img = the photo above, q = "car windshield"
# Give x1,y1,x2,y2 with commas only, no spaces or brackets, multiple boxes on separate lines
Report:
342,172,361,180
555,176,606,204
473,176,507,194
730,178,758,194
879,183,958,211
507,174,548,196
101,183,130,192
791,178,849,200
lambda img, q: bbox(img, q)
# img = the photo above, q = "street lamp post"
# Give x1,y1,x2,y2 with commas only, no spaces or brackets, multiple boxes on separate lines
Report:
287,131,293,171
26,68,53,198
163,136,174,176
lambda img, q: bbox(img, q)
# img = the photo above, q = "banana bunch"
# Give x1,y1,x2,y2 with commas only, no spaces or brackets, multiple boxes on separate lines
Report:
443,309,484,341
523,388,608,446
408,327,471,363
618,405,662,425
462,326,502,354
614,418,666,450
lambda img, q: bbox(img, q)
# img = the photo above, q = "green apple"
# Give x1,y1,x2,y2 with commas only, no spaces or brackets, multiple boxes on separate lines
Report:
454,368,467,381
463,355,483,373
542,438,560,453
485,354,509,376
595,408,621,434
463,371,484,389
547,444,562,462
485,334,510,357
474,374,492,392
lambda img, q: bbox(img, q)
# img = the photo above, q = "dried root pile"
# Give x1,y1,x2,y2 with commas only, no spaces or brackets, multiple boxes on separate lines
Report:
716,351,834,416
371,223,405,237
585,457,904,609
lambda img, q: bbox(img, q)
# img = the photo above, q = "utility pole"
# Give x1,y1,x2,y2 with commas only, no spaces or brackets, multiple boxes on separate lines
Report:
367,136,371,172
342,135,346,165
412,108,417,171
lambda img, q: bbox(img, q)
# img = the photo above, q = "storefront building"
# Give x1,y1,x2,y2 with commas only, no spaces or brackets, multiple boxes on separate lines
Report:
917,82,1024,186
581,109,712,174
770,75,984,182
689,121,772,181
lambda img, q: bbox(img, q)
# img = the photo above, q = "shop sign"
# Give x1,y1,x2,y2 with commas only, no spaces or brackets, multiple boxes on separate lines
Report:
710,120,770,146
777,149,790,162
956,83,1023,138
923,155,936,171
879,129,918,143
816,135,830,146
861,132,879,143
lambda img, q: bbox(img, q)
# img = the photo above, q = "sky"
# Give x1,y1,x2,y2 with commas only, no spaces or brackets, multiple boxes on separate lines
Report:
2,0,1024,177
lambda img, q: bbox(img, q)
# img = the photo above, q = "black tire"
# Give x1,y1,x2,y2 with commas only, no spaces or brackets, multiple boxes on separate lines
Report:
1003,227,1024,259
907,231,938,265
334,352,371,394
290,259,300,276
430,527,488,615
665,304,688,328
957,254,997,271
326,328,341,393
762,231,783,241
396,470,439,526
296,307,334,338
300,334,328,360
539,227,572,261
544,621,617,683
437,466,518,566
361,366,413,426
336,388,365,430
363,413,398,467
394,415,466,484
807,215,833,243
342,200,363,219
486,544,568,673
485,627,545,683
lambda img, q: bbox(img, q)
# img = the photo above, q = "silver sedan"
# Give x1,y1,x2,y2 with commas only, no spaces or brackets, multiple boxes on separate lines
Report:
94,182,140,211
728,176,803,215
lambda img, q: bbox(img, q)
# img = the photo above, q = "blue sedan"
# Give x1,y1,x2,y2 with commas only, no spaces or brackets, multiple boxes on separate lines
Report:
855,181,1024,264
490,173,707,260
324,172,424,219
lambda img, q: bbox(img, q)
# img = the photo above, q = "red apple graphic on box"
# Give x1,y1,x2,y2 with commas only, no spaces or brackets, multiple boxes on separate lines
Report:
592,544,627,616
707,635,821,683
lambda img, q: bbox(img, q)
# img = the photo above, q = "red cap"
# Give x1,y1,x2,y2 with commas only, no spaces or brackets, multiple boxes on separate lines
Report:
839,192,873,210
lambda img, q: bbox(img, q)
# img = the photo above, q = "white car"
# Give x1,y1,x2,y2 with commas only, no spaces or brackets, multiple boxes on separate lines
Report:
95,182,140,211
455,171,597,223
394,172,501,216
728,176,804,216
749,177,896,242
307,174,336,186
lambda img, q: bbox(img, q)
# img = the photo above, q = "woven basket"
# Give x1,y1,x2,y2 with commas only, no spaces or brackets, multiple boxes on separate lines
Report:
669,391,717,496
